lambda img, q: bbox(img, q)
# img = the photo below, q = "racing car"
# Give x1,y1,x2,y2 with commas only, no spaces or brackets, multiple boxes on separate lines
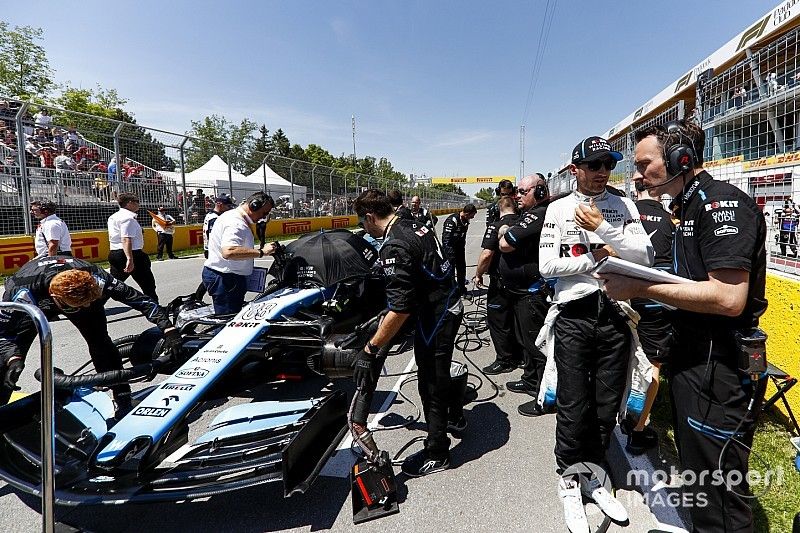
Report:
0,229,389,505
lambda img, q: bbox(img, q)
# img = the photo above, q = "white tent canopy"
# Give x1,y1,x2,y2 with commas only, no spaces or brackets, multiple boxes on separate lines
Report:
245,163,306,198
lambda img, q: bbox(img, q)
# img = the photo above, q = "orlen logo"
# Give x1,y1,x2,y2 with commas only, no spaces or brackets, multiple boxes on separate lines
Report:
175,367,209,379
282,220,312,234
331,217,351,228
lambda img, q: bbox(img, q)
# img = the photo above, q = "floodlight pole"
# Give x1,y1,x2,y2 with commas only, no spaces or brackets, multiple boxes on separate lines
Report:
289,161,297,218
179,137,189,225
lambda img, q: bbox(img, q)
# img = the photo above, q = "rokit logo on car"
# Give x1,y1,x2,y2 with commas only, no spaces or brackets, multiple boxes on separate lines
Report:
175,367,210,379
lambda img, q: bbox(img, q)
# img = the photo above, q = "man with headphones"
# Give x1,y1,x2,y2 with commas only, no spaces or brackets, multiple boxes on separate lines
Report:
497,173,557,416
486,179,517,224
30,200,72,258
202,191,277,314
601,120,767,532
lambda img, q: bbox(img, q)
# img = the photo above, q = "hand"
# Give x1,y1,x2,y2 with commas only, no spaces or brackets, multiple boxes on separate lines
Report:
574,200,605,231
2,358,24,392
497,225,510,239
352,350,378,391
594,272,650,302
124,258,134,273
162,327,182,360
472,274,484,288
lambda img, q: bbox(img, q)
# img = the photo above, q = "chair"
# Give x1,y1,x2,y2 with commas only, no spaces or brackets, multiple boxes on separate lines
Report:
763,362,800,436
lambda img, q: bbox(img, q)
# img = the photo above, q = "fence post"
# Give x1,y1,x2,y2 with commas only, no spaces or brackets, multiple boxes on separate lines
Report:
329,168,335,216
289,161,297,218
226,148,234,195
14,104,33,234
311,164,317,216
179,137,189,225
113,123,123,185
261,155,269,191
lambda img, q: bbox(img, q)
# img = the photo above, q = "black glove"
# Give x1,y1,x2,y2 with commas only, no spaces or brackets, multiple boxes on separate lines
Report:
353,350,377,391
2,358,24,392
162,328,182,360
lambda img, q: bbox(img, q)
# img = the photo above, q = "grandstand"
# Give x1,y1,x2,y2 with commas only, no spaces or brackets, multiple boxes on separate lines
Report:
549,0,800,276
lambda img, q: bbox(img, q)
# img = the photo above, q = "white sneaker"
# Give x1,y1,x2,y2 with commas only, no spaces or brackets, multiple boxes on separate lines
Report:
559,475,590,533
581,473,628,522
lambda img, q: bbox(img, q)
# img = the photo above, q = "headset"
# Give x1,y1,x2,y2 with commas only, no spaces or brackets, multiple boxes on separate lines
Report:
495,179,517,197
247,192,273,212
31,200,56,215
663,121,697,177
533,173,548,201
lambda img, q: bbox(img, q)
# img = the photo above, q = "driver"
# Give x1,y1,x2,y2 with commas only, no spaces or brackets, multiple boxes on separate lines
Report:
353,189,462,477
0,256,180,413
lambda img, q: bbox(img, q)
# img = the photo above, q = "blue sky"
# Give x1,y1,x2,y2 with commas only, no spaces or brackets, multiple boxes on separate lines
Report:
5,1,774,192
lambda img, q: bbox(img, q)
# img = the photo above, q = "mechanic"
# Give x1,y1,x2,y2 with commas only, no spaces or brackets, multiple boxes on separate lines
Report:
195,193,236,300
498,173,558,417
621,180,676,452
600,120,767,532
409,195,437,231
107,192,159,302
474,196,524,375
441,203,477,296
777,200,798,257
0,256,180,413
353,189,462,477
30,200,72,258
486,178,518,224
538,136,653,480
202,191,277,315
387,189,413,220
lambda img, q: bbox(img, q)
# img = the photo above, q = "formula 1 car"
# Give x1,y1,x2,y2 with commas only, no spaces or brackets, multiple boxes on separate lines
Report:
0,229,388,505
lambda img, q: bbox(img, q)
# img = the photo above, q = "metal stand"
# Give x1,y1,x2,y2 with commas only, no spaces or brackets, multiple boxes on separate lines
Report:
0,302,54,533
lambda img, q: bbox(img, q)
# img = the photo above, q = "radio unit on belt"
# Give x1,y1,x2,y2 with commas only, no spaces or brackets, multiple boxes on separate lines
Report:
735,327,767,379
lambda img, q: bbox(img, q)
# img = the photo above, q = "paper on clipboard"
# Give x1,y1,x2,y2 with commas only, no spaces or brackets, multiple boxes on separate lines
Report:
593,257,695,285
246,267,268,293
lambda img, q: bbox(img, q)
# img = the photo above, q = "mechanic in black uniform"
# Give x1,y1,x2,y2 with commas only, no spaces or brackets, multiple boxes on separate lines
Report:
353,189,462,477
387,189,413,221
0,256,180,413
622,182,676,451
409,195,437,231
601,120,768,532
486,178,517,224
441,204,477,296
777,200,799,257
474,197,524,374
498,173,556,417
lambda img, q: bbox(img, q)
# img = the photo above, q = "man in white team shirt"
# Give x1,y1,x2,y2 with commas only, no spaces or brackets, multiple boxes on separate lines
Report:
107,192,158,302
30,200,72,258
539,136,652,530
194,193,236,300
202,191,277,315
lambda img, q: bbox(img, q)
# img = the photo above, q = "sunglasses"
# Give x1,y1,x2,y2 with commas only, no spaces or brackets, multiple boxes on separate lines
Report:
584,159,617,172
516,187,532,196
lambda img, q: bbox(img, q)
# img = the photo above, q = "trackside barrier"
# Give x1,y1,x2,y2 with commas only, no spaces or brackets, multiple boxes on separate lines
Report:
0,302,54,533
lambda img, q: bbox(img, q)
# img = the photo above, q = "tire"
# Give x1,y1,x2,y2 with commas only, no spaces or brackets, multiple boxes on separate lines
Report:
112,327,164,366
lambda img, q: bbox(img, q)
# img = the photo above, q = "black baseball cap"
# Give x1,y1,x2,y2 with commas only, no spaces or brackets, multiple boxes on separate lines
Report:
216,193,235,206
571,136,623,164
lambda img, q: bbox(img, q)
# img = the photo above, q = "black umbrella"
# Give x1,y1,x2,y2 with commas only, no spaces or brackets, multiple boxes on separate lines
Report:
275,229,379,287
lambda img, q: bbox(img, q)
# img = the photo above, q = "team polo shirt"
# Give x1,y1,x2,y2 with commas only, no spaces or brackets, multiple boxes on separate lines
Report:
670,171,767,330
204,208,255,276
34,214,72,256
481,212,518,276
108,208,144,250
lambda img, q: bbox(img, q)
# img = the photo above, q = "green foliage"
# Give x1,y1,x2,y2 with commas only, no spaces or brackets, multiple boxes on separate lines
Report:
475,187,495,202
431,182,466,196
0,22,54,99
271,128,291,157
185,114,257,173
305,144,335,167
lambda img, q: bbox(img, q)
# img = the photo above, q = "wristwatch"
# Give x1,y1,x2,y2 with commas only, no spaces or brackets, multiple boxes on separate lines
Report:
366,341,380,356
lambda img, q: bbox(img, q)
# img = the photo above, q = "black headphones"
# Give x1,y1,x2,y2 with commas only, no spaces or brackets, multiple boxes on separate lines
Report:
496,179,517,196
533,173,548,201
663,121,697,177
248,192,273,212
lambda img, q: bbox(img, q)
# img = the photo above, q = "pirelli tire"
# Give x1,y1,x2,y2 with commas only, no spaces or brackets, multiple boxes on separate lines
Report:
112,326,164,366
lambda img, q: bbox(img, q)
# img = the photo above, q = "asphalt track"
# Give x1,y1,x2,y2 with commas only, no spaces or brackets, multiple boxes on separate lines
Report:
0,217,682,533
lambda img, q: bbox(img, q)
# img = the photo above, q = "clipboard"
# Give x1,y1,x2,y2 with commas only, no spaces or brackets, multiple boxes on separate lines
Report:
246,267,268,293
592,256,694,285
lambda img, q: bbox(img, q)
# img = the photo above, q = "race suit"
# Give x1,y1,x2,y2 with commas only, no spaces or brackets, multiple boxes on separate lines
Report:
0,256,173,405
441,212,470,293
539,189,653,469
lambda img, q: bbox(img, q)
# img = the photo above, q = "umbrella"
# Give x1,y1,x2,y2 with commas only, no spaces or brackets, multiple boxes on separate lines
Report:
275,229,379,287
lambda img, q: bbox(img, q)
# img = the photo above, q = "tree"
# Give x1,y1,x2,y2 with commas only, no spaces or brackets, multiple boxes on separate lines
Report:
253,125,273,155
304,144,335,167
431,183,466,196
475,187,495,202
185,114,257,172
0,22,54,99
271,129,291,157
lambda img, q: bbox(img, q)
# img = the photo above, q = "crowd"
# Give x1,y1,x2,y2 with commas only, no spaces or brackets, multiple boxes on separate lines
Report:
0,119,774,533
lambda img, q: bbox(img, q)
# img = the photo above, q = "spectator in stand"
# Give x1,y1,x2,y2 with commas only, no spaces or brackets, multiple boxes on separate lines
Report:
90,159,108,173
0,101,14,121
54,149,76,172
33,128,49,144
30,200,72,258
33,108,52,130
107,192,159,301
51,127,64,152
152,206,177,260
3,130,16,147
66,126,79,150
38,147,56,169
193,189,206,213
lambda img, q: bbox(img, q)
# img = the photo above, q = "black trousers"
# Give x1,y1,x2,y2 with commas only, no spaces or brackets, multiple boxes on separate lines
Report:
0,301,130,405
553,291,629,470
156,232,175,258
449,248,467,293
415,310,462,461
511,290,549,392
667,330,766,533
631,299,674,365
108,249,158,302
486,278,523,365
779,230,798,256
